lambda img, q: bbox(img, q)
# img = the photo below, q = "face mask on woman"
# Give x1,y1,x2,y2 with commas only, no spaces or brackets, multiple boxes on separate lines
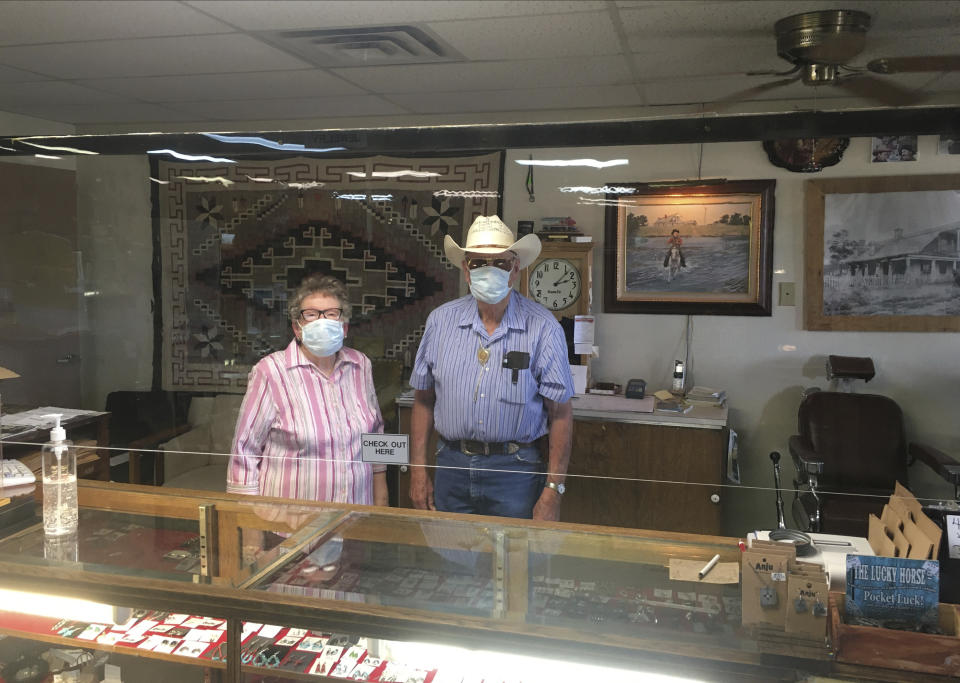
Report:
298,318,344,357
469,265,511,304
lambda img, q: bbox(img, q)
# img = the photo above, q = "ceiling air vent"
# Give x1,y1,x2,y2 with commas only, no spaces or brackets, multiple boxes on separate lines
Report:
263,25,464,67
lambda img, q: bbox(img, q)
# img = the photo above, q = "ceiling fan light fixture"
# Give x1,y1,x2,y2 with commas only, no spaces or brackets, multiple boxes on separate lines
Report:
802,63,839,85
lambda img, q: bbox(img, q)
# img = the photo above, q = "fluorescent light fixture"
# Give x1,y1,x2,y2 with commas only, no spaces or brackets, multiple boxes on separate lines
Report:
34,154,62,160
287,181,324,190
202,133,345,153
347,170,441,179
433,190,500,198
0,588,114,625
149,177,170,185
17,140,98,155
779,344,798,352
174,175,234,187
147,149,235,164
0,145,15,151
515,158,628,169
246,175,276,183
82,290,101,297
774,268,786,274
558,186,637,195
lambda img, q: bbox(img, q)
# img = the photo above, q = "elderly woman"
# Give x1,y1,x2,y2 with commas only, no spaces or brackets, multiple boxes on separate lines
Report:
227,274,387,506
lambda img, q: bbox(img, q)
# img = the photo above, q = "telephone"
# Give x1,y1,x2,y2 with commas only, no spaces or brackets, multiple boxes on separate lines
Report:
625,378,646,399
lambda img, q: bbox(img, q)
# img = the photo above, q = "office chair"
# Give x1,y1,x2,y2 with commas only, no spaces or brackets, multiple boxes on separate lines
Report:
789,355,960,538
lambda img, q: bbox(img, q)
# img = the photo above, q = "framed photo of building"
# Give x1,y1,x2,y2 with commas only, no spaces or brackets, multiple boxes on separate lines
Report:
602,179,775,315
804,175,960,332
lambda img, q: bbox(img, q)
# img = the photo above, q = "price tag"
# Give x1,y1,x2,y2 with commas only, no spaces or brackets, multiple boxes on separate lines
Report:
771,572,787,582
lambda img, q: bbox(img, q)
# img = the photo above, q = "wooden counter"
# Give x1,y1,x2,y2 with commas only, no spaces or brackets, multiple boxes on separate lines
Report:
396,393,729,534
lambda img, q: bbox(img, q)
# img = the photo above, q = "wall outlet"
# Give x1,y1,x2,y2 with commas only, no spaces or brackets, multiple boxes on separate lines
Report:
779,282,796,306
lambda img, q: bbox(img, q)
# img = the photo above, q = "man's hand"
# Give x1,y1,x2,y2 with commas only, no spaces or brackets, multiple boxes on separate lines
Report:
532,487,561,522
409,466,435,511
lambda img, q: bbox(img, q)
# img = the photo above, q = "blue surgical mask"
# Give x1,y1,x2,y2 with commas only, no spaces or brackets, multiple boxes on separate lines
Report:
469,265,511,304
299,318,344,357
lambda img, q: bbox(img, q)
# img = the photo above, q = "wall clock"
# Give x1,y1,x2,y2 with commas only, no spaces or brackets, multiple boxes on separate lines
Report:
520,241,593,320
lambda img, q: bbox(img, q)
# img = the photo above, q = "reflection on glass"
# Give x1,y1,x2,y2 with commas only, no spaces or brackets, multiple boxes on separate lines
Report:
17,141,99,155
558,185,636,194
515,158,628,168
147,149,235,163
202,133,346,153
44,530,78,562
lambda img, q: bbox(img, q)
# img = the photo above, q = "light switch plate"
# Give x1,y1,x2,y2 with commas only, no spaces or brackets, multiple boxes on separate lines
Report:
779,282,796,306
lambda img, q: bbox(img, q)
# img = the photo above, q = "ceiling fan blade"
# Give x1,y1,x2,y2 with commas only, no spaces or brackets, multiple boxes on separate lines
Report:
836,74,924,107
711,77,800,110
867,55,960,74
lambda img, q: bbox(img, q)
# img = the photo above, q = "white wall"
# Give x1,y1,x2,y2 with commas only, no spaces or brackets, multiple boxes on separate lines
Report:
503,136,960,535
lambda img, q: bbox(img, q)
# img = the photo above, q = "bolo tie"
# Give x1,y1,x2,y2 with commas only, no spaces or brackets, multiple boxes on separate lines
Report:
525,153,535,202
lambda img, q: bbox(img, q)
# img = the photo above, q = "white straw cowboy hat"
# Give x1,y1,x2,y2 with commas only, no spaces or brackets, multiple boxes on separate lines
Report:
443,215,542,269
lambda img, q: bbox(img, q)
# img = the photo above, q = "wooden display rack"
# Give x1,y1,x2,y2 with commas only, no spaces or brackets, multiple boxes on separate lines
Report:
829,593,960,677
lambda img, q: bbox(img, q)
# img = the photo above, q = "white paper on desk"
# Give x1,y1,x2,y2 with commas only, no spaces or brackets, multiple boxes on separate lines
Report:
569,364,588,395
573,315,594,355
0,406,106,427
573,394,654,413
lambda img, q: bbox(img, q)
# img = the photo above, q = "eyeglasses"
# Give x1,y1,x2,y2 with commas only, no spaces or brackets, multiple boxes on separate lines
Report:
466,257,515,272
300,307,343,322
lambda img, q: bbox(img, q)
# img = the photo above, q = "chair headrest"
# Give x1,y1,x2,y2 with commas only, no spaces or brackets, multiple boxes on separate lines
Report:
826,355,875,382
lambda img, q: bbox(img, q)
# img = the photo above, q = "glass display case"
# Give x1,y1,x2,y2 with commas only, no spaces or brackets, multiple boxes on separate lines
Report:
0,480,944,682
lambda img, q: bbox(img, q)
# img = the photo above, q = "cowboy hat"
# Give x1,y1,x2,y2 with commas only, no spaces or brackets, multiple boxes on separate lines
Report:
443,215,542,269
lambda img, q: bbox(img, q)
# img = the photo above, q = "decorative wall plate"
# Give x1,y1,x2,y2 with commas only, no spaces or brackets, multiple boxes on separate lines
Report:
762,137,849,173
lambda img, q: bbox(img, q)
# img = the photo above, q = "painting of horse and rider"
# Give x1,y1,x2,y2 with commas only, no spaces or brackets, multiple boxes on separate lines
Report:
604,180,775,316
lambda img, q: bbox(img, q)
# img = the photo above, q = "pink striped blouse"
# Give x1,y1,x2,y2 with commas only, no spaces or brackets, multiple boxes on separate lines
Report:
227,341,385,504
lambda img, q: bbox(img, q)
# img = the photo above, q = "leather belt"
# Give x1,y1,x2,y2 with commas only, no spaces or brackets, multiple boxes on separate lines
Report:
442,437,531,456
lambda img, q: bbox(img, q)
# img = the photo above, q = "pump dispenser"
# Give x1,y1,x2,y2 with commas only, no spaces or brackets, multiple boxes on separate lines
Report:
41,414,77,535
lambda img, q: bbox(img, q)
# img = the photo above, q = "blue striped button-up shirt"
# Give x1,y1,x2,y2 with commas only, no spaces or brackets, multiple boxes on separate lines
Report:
410,291,574,443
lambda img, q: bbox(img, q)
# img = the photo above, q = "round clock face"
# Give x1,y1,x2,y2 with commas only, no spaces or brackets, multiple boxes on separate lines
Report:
529,258,581,311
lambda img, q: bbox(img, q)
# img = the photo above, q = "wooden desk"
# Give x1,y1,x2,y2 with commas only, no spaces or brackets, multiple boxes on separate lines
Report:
1,410,111,481
396,395,729,534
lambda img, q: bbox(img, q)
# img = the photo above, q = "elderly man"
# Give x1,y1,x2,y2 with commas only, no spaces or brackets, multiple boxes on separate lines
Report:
409,215,574,521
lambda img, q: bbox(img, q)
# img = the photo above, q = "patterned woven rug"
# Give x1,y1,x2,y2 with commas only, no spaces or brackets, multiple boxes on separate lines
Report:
155,153,502,392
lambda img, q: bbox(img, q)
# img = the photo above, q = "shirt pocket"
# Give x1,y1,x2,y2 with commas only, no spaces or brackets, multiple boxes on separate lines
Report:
499,369,536,406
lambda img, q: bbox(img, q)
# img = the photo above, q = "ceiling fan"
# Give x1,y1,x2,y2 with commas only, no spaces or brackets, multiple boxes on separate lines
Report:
720,9,960,107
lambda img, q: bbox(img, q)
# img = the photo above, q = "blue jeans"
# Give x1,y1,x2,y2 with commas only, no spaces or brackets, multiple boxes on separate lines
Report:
433,440,544,518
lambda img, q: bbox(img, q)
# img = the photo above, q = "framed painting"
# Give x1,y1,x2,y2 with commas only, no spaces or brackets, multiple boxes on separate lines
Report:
804,175,960,332
603,179,775,315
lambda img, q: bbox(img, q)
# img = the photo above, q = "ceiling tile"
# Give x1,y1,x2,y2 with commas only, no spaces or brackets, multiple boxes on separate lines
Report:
2,81,129,105
0,34,311,80
384,85,643,114
77,70,365,103
0,1,233,46
629,38,781,78
332,56,632,94
0,102,203,125
0,64,51,83
184,1,606,30
173,95,408,120
425,13,621,60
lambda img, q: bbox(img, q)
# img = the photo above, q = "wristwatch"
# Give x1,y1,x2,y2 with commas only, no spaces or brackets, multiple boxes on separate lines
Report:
545,481,565,495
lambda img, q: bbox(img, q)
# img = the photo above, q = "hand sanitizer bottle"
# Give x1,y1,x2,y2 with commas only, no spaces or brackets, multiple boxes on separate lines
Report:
41,414,77,536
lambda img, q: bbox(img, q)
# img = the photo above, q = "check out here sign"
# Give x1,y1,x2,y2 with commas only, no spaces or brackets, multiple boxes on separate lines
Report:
360,433,409,465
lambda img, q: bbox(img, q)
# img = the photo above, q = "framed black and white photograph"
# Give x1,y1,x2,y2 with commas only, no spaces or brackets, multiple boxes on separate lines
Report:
603,179,775,315
938,136,960,155
805,175,960,332
870,135,918,163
